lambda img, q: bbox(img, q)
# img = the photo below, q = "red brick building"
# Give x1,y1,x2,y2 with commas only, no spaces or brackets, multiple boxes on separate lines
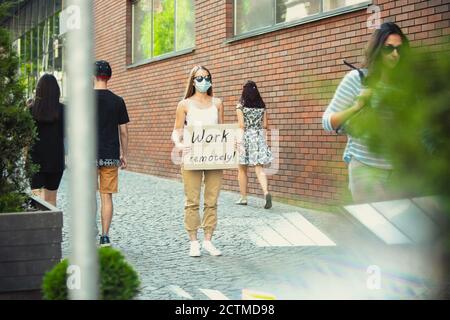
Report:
92,0,449,208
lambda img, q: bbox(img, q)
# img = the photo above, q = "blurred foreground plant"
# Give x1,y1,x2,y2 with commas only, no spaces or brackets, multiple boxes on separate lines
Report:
42,247,141,300
348,43,450,213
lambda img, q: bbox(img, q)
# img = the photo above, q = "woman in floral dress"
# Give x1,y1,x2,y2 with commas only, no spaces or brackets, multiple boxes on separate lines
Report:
236,81,273,209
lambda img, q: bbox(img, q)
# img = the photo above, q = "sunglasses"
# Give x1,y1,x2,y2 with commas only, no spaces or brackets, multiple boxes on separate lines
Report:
381,45,403,55
194,75,211,83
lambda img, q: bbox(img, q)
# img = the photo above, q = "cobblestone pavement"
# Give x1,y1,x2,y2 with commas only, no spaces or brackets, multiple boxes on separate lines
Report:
57,170,443,300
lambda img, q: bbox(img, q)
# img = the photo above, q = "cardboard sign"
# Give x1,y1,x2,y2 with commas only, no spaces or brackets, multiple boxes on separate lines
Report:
182,124,240,170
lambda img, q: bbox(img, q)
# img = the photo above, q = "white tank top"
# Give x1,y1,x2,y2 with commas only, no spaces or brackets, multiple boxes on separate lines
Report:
185,98,219,126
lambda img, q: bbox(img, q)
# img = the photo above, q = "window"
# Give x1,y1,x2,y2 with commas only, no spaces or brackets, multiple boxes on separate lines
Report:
235,0,368,36
10,0,65,98
131,0,195,64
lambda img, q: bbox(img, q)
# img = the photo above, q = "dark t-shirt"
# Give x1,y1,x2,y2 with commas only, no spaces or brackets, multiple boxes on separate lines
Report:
95,90,129,167
30,103,65,172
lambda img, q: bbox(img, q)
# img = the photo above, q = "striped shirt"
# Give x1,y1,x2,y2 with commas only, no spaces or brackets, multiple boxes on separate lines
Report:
322,69,392,170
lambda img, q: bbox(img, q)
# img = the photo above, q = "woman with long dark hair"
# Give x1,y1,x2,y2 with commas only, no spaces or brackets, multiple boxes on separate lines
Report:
235,80,273,208
30,74,65,206
322,22,410,203
171,65,225,257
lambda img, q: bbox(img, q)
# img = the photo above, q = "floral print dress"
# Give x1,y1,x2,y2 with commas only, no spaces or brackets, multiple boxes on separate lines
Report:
237,104,274,166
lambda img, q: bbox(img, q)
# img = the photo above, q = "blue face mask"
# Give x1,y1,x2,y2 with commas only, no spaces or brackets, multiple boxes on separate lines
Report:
194,78,212,93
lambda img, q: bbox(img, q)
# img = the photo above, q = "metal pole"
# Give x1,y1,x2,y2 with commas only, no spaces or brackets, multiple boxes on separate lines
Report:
66,0,98,300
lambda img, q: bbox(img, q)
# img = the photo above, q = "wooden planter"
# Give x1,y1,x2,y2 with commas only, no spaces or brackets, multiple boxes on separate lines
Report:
0,196,63,299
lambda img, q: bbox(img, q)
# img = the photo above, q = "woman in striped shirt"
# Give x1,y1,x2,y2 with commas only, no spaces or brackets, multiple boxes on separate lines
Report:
322,22,410,203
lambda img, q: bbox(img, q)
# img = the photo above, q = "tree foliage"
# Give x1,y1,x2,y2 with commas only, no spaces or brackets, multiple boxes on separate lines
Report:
0,4,37,213
137,0,194,59
153,0,175,56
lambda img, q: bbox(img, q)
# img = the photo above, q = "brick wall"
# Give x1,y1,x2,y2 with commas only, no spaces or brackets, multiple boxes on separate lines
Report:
93,0,449,207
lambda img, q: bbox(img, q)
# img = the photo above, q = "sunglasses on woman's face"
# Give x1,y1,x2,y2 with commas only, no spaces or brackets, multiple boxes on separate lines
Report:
194,75,211,83
381,44,403,55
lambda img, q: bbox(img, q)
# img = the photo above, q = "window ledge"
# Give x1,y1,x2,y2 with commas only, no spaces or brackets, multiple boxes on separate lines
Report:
127,47,195,69
226,1,371,44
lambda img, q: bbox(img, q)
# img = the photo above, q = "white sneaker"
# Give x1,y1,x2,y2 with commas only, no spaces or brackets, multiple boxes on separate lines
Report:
189,240,201,257
202,241,222,256
235,197,248,205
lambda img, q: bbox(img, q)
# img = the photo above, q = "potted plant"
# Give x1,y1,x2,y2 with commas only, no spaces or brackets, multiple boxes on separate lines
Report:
0,4,63,299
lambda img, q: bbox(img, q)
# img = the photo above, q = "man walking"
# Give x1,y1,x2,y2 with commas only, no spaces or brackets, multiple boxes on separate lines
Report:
94,60,129,247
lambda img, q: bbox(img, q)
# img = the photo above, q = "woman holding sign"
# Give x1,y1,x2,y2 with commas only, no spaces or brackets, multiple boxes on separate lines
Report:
172,65,225,257
236,81,273,209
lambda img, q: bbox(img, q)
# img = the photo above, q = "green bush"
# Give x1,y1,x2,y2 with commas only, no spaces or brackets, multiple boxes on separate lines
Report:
42,247,141,300
0,3,37,213
42,258,69,300
99,246,141,300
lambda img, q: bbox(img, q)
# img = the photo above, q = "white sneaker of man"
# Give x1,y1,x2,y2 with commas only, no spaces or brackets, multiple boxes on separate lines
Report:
189,240,201,257
202,240,222,256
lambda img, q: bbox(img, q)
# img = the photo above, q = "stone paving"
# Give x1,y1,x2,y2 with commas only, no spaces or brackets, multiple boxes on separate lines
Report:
56,169,443,300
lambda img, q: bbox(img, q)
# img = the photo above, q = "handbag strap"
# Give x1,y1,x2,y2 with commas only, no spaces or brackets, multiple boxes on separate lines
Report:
343,60,365,83
335,60,365,134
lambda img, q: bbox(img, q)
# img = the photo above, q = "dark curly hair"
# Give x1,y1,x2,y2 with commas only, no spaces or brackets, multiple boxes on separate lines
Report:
239,80,265,109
